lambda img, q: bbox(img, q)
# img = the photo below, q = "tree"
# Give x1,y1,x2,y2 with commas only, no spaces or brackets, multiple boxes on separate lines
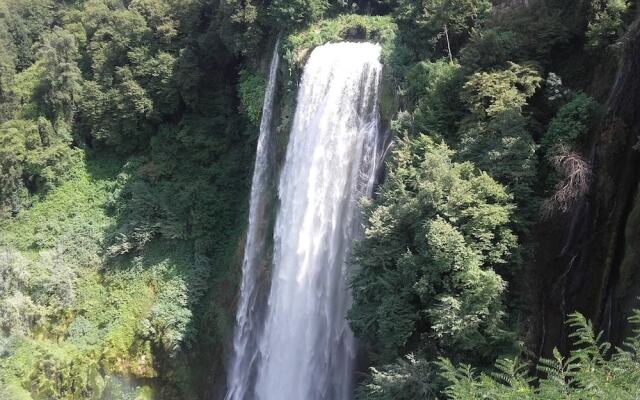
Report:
461,63,541,119
268,0,328,27
35,27,83,124
403,60,465,141
540,93,600,159
349,135,517,365
0,11,17,122
0,119,79,215
393,0,492,58
586,0,630,50
456,63,541,217
0,0,56,71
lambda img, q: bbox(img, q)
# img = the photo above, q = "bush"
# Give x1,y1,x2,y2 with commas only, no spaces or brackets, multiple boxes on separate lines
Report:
356,355,440,400
237,69,266,127
268,0,329,27
0,119,81,215
282,14,397,69
404,60,465,140
440,308,640,399
349,135,517,364
586,0,630,50
541,93,600,158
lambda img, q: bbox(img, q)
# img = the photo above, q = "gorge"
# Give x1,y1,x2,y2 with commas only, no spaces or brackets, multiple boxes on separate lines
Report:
0,1,638,399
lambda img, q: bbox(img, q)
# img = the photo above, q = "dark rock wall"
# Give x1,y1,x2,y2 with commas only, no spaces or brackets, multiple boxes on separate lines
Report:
533,17,640,358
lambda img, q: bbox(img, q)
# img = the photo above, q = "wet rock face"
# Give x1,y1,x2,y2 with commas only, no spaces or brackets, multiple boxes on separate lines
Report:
599,18,640,342
533,17,640,359
609,19,640,131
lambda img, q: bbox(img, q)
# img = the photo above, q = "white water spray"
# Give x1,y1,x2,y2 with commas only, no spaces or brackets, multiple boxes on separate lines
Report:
226,41,383,400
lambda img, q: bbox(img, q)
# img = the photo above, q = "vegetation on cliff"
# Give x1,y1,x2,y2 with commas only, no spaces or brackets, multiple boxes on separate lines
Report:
0,0,638,398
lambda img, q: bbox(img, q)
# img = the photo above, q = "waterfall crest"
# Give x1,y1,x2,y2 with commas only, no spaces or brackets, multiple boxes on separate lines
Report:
225,39,280,400
227,41,383,400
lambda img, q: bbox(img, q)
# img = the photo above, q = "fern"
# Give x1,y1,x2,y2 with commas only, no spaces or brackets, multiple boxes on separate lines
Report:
490,357,532,388
441,308,640,399
537,349,570,388
623,308,640,356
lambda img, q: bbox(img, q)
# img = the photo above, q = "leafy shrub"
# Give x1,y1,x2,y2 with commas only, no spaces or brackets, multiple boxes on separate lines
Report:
356,355,440,400
237,69,266,127
541,93,600,158
586,0,630,50
283,14,397,69
440,308,640,399
456,63,541,215
392,0,492,59
0,118,81,215
268,0,329,27
459,29,521,72
540,93,600,216
349,135,517,364
461,63,542,118
457,109,538,214
0,248,43,335
404,59,465,140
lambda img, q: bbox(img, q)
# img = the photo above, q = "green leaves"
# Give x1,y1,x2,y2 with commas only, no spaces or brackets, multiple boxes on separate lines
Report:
349,135,516,364
35,27,83,123
462,63,541,118
441,309,640,399
237,69,266,128
356,355,440,400
456,63,541,219
586,0,630,50
0,119,80,215
541,93,600,158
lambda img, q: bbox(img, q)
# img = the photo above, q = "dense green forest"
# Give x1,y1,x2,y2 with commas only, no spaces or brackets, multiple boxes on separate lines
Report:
0,0,639,398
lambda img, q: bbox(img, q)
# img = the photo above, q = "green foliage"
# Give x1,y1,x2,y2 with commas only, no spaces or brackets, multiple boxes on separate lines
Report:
392,0,492,59
0,0,56,71
0,154,218,398
466,5,570,67
214,0,263,56
586,0,630,50
356,355,441,400
283,14,397,68
268,0,328,27
0,0,634,397
541,93,600,159
0,12,17,122
461,63,541,118
459,29,522,72
35,27,83,123
238,69,266,127
403,59,465,140
0,119,81,215
349,135,517,364
456,63,541,215
440,309,640,399
457,110,538,217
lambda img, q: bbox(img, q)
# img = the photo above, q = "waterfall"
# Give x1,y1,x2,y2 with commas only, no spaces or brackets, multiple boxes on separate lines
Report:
226,41,383,400
225,39,280,400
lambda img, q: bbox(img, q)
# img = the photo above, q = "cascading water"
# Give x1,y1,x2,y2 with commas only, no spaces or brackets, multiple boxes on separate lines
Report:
225,39,280,400
226,41,383,400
